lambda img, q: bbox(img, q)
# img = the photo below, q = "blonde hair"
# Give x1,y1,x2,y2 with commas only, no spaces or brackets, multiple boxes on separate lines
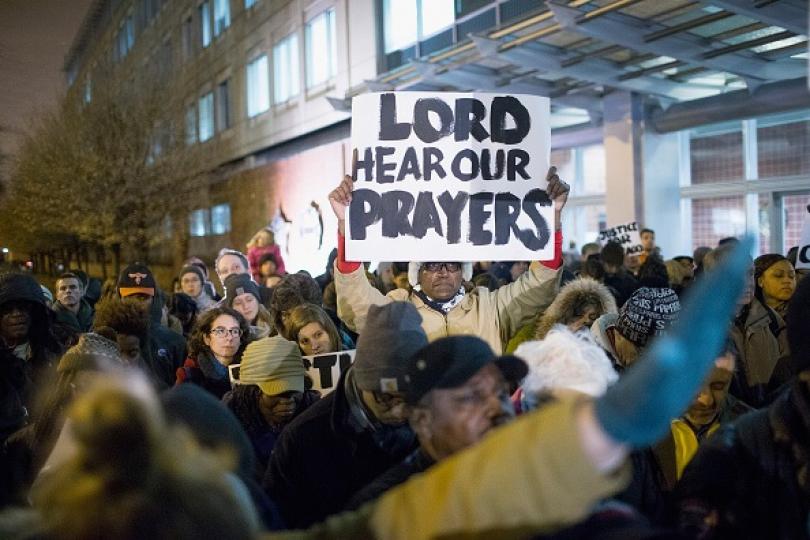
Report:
247,228,274,249
33,373,255,540
665,259,690,287
287,303,340,354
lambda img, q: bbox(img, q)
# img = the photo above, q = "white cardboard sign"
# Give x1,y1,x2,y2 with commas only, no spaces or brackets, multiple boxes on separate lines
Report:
228,350,356,395
796,208,810,270
598,221,643,255
347,92,553,261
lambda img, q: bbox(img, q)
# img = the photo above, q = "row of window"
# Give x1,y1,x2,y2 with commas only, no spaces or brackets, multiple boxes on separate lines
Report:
184,6,337,144
190,204,232,237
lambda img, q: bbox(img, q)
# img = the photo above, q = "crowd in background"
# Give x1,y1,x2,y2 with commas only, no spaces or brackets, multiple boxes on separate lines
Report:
0,171,808,540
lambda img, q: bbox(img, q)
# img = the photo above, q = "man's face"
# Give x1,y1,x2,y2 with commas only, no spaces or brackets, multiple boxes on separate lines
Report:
360,389,408,425
122,293,153,313
418,262,464,302
259,391,302,427
641,231,655,251
0,301,32,345
217,254,247,282
685,355,734,427
56,278,83,310
410,364,514,461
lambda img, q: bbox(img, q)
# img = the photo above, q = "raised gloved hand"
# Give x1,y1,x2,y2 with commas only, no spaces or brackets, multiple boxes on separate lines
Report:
595,236,753,447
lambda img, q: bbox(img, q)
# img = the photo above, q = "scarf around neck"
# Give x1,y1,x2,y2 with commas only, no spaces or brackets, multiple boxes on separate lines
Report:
413,285,466,314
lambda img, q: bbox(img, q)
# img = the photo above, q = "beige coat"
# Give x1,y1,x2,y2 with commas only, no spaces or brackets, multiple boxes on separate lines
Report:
335,262,562,354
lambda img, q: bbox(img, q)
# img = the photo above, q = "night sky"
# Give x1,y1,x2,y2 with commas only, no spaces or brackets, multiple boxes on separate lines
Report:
0,0,93,175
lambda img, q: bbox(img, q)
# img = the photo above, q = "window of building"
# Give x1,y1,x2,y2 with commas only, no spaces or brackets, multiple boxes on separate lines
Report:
246,54,270,117
273,33,300,104
185,103,197,145
198,92,215,142
382,0,454,53
182,15,193,60
217,79,230,131
580,144,606,194
213,0,230,36
783,193,810,252
189,208,211,237
83,78,92,104
757,114,810,179
552,144,607,251
245,0,258,8
690,196,746,249
211,203,232,234
200,1,212,47
116,15,135,60
689,124,744,184
305,8,337,89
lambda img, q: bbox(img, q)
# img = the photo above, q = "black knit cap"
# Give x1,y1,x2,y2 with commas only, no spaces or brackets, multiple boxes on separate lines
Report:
404,335,528,405
224,273,261,307
179,265,205,284
0,273,47,308
117,263,156,298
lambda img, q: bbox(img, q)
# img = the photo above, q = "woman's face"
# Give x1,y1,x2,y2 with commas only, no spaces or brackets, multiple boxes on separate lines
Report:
567,305,599,333
232,293,259,324
181,273,202,297
203,314,242,365
759,260,796,304
297,321,333,356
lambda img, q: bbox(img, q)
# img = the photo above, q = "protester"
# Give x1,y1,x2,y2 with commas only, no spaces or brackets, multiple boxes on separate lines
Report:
314,248,338,293
116,263,186,387
754,253,797,321
665,259,693,297
215,248,272,307
286,303,342,356
175,307,250,399
267,273,323,340
184,256,221,301
676,275,810,539
591,287,681,371
223,272,273,338
92,297,157,381
347,335,526,509
0,273,63,444
224,335,320,469
264,302,426,528
51,273,94,332
0,333,122,507
247,227,286,282
258,253,281,283
179,265,217,312
639,228,657,263
328,168,569,354
704,244,790,408
601,240,639,307
30,374,259,540
637,254,671,288
512,328,618,413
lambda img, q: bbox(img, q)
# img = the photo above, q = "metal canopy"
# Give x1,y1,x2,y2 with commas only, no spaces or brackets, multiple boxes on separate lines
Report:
333,0,809,131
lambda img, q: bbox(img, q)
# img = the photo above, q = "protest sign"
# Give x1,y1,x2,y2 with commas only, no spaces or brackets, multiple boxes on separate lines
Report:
303,350,355,394
347,92,552,261
226,350,355,394
598,221,643,255
796,205,810,270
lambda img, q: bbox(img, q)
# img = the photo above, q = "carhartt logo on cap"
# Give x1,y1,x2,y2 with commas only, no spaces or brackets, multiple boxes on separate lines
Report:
129,272,148,284
380,378,399,392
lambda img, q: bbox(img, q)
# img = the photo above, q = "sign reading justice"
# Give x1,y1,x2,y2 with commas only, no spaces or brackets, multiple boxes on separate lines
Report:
346,92,553,261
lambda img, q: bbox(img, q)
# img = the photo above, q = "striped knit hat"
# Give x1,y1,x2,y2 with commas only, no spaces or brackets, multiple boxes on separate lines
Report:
239,335,304,395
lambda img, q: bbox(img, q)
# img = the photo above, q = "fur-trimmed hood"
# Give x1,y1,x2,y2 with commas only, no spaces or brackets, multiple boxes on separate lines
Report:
534,278,617,340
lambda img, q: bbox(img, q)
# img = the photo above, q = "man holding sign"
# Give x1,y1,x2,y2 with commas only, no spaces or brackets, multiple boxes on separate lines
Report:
330,92,569,354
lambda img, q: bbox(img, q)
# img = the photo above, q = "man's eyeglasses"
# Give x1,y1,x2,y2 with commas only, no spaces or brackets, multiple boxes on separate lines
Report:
421,262,461,273
210,327,243,338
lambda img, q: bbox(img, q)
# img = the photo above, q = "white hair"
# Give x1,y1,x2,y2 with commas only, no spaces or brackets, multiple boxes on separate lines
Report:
515,326,618,400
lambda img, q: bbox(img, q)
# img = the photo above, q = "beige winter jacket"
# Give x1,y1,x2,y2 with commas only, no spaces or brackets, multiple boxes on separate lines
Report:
335,262,563,354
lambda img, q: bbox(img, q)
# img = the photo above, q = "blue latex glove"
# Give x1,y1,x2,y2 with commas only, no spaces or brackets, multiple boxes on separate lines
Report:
595,236,753,447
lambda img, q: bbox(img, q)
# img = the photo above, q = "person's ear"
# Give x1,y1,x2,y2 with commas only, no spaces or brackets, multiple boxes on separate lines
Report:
203,333,211,348
408,406,432,439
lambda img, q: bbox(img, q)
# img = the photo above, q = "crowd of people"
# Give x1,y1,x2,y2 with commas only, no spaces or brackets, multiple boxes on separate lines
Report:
0,168,807,539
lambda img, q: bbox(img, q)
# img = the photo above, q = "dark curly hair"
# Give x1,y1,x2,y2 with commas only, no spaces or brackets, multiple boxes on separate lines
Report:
93,297,149,341
188,306,250,359
268,273,322,340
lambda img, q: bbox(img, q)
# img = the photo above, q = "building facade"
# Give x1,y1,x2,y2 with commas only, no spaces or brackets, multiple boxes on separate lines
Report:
65,0,810,274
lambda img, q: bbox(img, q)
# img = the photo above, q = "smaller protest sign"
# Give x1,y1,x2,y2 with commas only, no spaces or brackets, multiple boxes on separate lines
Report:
303,350,356,394
796,205,810,270
598,221,643,255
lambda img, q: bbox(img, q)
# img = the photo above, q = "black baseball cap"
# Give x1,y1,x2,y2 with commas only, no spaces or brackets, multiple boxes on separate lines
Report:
404,335,528,405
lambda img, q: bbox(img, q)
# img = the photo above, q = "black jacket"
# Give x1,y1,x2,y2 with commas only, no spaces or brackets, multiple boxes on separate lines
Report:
263,370,416,529
51,299,94,333
676,382,810,539
345,447,434,510
147,290,187,387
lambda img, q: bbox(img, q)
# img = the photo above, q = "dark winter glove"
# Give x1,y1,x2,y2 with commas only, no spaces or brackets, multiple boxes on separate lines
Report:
595,236,752,447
